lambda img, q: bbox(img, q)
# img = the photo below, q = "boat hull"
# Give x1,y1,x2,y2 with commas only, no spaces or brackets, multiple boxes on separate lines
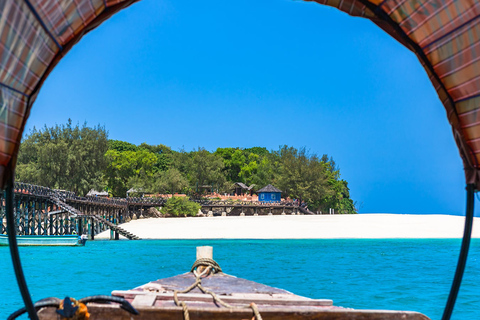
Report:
37,304,431,319
104,272,430,320
0,234,84,246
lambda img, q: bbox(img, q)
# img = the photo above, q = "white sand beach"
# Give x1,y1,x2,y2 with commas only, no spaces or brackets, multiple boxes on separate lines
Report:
95,214,480,239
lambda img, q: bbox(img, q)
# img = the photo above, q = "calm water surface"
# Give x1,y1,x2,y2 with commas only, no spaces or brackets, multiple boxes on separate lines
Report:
0,239,478,319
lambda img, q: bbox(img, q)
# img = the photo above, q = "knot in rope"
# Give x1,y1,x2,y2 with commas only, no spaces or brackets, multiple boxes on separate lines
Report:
191,258,222,274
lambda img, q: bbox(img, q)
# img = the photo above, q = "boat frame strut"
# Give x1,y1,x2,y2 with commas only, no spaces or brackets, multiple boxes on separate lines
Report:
5,174,39,320
441,183,475,320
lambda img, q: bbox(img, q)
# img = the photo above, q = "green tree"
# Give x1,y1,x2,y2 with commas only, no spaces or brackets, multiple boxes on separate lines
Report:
154,168,188,196
249,153,279,187
238,153,259,185
104,149,157,196
153,153,174,172
108,140,137,152
276,146,332,208
215,147,245,182
314,155,356,213
171,149,193,179
244,146,269,157
135,142,176,173
138,142,172,155
190,148,225,191
215,147,278,187
16,119,108,195
161,196,201,217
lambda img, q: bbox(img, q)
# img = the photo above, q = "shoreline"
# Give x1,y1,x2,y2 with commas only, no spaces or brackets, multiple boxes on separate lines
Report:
96,214,480,239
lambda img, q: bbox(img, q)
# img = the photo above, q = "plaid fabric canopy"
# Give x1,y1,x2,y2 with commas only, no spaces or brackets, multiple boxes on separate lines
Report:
0,0,479,187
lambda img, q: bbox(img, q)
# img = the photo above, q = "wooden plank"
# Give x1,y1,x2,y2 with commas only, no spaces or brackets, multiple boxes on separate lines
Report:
134,272,294,296
113,290,334,307
132,294,157,307
38,304,431,320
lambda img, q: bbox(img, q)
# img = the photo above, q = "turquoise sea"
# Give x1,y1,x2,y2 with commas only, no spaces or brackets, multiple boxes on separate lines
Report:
0,239,479,320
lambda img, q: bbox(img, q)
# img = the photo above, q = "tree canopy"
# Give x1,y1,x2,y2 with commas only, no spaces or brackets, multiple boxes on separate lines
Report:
161,196,201,217
16,119,108,195
16,121,357,213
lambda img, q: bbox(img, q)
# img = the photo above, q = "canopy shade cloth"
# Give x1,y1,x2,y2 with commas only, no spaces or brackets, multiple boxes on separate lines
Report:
0,0,139,187
0,0,479,187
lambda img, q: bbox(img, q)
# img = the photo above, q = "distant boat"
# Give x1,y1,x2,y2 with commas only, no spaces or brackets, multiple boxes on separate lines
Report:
0,234,86,247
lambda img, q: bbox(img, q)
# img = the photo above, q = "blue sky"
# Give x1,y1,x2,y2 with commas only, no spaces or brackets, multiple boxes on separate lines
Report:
25,0,472,215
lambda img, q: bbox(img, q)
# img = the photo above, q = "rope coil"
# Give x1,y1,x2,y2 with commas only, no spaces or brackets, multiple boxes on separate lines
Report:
190,258,222,273
175,259,262,320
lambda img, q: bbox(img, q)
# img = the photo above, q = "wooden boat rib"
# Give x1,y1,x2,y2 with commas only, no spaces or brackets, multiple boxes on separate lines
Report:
36,246,430,319
0,234,85,247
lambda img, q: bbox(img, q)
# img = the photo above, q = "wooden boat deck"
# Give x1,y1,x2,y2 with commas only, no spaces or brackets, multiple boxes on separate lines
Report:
113,272,335,310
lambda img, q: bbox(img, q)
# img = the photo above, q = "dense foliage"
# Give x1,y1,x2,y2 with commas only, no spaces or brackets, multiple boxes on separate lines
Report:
160,197,201,217
16,121,357,213
16,120,108,195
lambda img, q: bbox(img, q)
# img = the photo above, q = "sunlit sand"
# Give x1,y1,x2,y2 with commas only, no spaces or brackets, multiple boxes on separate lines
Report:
95,214,480,239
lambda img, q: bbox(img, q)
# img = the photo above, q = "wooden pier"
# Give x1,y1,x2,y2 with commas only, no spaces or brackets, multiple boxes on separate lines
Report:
0,183,137,240
0,183,308,240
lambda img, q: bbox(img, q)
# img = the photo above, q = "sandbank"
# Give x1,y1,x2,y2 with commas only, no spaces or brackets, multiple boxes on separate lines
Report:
95,214,480,239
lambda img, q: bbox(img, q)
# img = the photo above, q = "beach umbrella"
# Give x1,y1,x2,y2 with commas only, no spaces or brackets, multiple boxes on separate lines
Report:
0,1,478,319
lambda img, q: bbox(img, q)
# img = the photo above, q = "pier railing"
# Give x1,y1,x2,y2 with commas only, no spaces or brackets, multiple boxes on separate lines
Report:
13,182,303,209
7,182,141,239
14,182,129,207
